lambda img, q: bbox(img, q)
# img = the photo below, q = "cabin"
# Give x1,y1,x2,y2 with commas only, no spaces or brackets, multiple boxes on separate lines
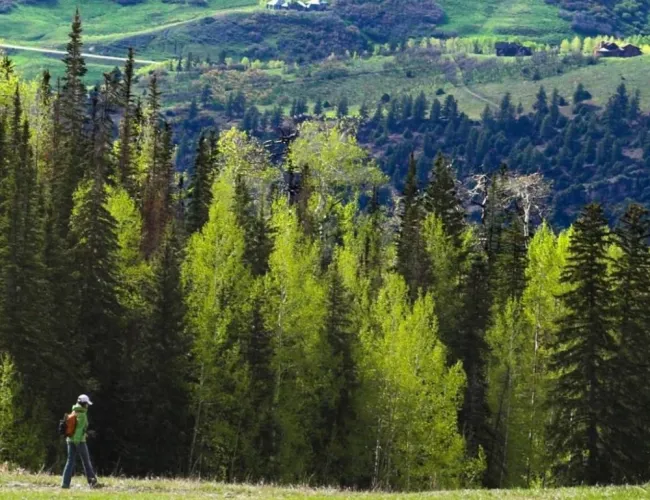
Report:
267,0,328,10
594,41,642,58
495,42,532,57
307,0,328,10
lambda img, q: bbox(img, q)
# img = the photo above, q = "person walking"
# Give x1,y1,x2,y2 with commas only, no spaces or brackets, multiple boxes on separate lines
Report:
61,394,99,489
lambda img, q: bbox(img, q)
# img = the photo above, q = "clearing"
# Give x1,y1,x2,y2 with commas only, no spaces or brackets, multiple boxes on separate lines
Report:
1,471,650,499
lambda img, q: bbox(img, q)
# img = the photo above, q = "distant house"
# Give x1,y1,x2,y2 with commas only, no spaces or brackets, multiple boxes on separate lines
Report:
594,41,642,58
495,42,532,57
622,44,643,57
266,0,282,9
307,0,328,10
282,0,305,9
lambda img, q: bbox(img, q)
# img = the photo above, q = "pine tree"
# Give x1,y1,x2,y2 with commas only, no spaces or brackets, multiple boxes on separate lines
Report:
118,47,136,191
337,97,349,119
548,203,616,485
312,262,357,484
423,153,464,243
187,133,217,234
53,9,88,236
233,175,272,276
133,222,191,475
396,153,429,300
68,174,122,468
413,91,427,124
609,204,650,483
313,97,323,116
430,98,442,124
455,252,492,469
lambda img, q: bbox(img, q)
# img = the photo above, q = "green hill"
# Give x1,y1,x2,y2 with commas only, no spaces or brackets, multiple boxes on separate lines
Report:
0,0,257,45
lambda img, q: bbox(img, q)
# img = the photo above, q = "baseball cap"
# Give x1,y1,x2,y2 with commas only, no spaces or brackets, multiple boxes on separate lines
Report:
78,394,93,405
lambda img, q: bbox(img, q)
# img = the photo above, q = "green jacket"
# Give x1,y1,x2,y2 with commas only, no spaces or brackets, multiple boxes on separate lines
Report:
67,404,89,445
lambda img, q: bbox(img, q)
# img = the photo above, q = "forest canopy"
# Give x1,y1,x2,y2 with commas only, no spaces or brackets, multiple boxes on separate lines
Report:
2,13,650,492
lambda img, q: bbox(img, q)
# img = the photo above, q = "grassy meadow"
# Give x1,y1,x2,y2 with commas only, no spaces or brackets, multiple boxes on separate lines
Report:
1,471,650,499
437,0,570,41
471,54,650,112
0,0,258,46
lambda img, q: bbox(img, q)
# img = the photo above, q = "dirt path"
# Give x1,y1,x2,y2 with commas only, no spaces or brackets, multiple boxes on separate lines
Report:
460,84,499,108
0,43,160,65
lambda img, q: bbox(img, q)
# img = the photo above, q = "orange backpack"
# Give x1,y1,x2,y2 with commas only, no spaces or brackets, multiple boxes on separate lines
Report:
58,411,77,438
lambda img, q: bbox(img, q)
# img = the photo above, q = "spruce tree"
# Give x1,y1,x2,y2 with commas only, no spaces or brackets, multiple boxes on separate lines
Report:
609,204,650,483
118,47,136,191
187,133,217,234
313,97,323,116
423,153,464,243
53,8,88,235
413,91,427,125
548,203,616,485
455,252,492,470
313,263,357,484
233,175,272,276
131,222,191,474
68,173,122,468
396,153,429,301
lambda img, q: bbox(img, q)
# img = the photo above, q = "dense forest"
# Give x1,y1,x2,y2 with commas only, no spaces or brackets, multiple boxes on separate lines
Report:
3,13,650,491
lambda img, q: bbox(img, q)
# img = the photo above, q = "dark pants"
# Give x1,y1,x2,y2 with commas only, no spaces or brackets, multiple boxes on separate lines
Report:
61,441,97,488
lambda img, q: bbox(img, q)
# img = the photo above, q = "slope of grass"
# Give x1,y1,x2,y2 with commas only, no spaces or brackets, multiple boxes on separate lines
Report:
0,0,258,46
1,471,650,499
438,0,570,42
5,52,117,81
471,54,650,112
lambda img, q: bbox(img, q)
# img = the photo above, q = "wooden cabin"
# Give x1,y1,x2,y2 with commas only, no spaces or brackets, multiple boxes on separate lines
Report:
495,42,532,57
594,41,642,58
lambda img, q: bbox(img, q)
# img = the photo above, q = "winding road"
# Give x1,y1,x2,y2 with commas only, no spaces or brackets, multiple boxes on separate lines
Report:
0,43,159,65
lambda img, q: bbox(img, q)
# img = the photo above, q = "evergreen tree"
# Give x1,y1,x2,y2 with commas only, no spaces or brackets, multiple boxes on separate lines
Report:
413,91,427,124
548,203,616,485
337,97,349,119
68,174,122,468
118,47,136,191
233,175,272,276
423,153,464,242
313,97,323,116
609,204,650,483
312,262,357,484
53,9,88,236
430,98,442,124
187,133,217,234
396,153,429,300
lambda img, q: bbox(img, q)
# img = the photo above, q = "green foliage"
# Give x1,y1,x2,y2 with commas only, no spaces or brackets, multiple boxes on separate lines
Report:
358,273,472,490
0,354,46,470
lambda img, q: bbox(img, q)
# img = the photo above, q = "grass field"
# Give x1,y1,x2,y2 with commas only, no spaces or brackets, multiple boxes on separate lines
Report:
0,0,258,46
2,471,650,499
471,54,650,113
4,52,121,81
438,0,570,42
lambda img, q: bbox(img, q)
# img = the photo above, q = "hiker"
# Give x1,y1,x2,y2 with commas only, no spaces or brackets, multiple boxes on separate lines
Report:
61,394,99,489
